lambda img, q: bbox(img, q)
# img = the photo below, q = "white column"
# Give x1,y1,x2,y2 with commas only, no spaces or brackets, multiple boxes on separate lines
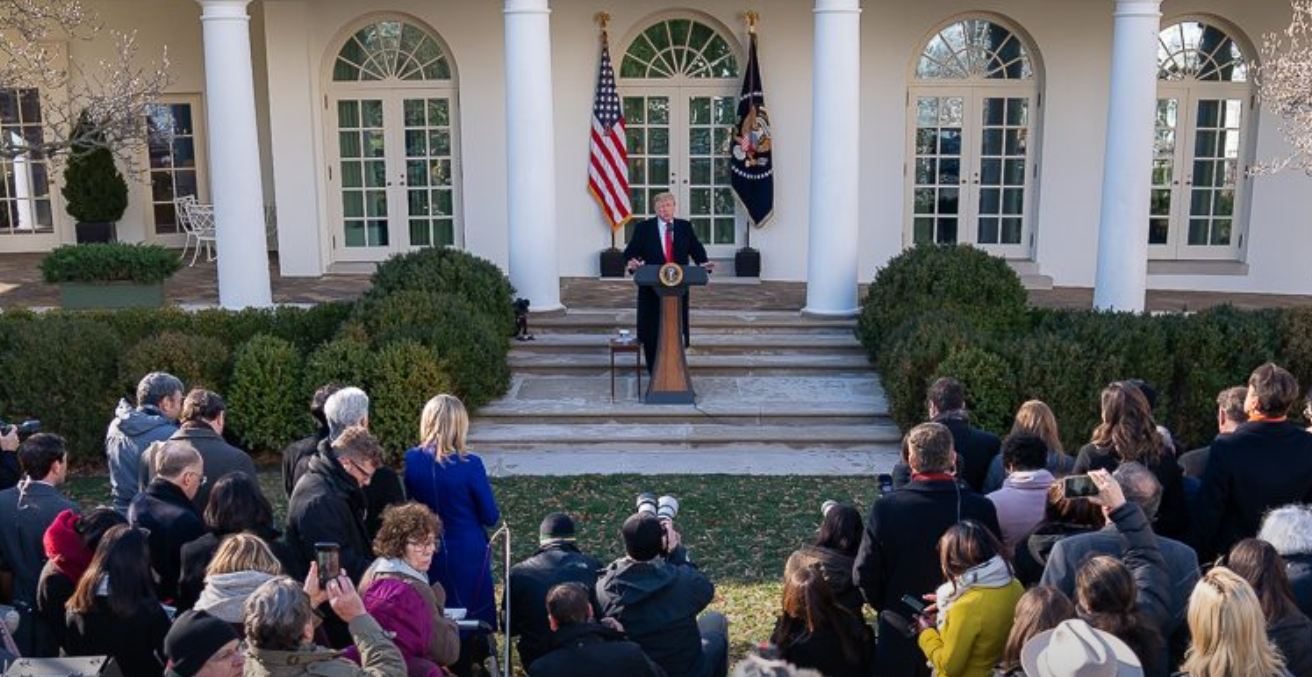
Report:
804,0,861,317
1093,0,1162,311
197,0,272,308
504,0,563,312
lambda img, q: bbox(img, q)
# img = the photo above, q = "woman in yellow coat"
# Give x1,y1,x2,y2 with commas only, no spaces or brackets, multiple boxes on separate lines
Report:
914,520,1024,677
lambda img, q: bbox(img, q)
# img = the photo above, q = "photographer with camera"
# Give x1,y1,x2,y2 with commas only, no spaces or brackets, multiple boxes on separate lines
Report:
597,494,729,677
0,418,39,492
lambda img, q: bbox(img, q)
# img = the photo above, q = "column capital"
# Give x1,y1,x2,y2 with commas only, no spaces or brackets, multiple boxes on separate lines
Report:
1112,0,1163,19
814,0,861,14
504,0,550,16
196,0,253,20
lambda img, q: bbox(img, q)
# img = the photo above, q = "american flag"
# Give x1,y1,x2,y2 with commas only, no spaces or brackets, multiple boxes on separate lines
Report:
588,37,632,231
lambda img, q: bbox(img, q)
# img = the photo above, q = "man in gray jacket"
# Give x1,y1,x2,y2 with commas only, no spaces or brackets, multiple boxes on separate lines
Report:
0,433,77,656
106,371,183,514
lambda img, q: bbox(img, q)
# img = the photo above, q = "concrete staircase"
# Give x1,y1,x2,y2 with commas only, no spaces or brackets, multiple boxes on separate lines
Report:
471,309,902,476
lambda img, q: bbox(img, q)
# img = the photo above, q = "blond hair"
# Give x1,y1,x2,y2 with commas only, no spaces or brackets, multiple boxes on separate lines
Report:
207,533,281,577
1180,567,1287,677
1010,400,1063,454
419,394,469,462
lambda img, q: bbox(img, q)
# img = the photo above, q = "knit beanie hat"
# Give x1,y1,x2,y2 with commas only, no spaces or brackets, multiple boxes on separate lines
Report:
621,513,664,561
42,509,91,581
164,610,239,677
539,512,576,543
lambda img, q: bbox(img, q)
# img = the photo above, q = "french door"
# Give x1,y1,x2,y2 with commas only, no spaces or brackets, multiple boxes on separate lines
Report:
622,89,741,258
328,91,459,262
905,87,1036,259
1150,87,1248,260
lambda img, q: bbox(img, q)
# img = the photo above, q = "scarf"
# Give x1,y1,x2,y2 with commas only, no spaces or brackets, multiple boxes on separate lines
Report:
195,570,277,623
43,509,92,583
371,557,429,585
933,555,1013,632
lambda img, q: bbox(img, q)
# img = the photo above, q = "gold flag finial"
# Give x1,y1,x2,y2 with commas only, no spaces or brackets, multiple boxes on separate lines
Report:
746,11,759,34
595,12,611,35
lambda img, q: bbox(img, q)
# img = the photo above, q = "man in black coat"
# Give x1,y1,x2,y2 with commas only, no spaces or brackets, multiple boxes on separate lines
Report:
285,425,381,583
854,422,1001,677
890,378,1001,492
529,582,666,677
140,389,257,511
128,441,207,602
622,192,713,372
597,513,728,677
0,433,77,656
507,512,604,668
282,383,340,498
1189,363,1312,562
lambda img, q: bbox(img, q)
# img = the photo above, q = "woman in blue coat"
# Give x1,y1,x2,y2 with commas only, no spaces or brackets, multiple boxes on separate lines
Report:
403,394,501,638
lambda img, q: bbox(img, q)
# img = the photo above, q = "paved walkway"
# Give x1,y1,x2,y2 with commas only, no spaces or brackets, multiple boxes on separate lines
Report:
1,252,1308,311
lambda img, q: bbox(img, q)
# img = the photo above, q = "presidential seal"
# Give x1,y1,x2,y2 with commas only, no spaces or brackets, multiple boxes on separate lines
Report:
659,262,684,287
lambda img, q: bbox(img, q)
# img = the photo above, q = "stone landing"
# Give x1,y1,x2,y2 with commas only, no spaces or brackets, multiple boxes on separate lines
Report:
472,309,902,476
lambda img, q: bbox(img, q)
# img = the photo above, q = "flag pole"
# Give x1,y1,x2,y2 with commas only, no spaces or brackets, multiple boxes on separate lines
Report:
595,12,618,252
744,11,758,250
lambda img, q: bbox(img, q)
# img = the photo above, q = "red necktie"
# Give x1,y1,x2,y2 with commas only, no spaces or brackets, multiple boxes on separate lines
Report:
663,223,674,264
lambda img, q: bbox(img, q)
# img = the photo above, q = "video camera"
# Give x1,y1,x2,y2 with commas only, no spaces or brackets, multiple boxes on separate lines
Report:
636,493,679,522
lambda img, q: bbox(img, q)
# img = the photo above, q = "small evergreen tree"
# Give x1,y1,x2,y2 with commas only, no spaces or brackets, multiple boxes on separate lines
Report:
61,111,129,223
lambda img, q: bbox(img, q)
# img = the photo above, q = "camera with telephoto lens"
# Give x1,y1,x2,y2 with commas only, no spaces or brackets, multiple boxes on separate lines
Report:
636,493,679,522
0,418,41,441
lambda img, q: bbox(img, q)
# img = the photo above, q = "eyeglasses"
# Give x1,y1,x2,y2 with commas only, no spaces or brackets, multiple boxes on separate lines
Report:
346,459,376,484
406,538,437,551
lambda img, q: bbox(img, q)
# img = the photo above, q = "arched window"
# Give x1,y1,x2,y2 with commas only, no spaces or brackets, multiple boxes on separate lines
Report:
325,18,460,263
1151,20,1252,260
906,17,1042,259
618,16,741,252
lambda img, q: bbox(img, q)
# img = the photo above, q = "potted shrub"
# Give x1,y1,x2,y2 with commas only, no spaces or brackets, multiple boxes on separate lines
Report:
40,242,181,308
62,111,129,243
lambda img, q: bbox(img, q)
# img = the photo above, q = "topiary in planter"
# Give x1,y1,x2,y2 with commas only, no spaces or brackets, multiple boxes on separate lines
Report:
62,111,129,241
40,243,181,284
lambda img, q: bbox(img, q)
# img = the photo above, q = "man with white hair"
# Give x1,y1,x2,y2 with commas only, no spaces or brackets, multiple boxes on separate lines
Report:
1259,504,1312,617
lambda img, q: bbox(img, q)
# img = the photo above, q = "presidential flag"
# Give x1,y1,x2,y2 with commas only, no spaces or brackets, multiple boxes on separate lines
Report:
587,35,632,232
730,29,774,227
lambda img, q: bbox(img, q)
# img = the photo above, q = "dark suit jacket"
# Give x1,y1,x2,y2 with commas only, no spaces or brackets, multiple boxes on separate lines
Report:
622,218,709,369
1188,420,1312,560
0,482,77,655
852,479,1000,677
128,478,207,602
936,416,1001,493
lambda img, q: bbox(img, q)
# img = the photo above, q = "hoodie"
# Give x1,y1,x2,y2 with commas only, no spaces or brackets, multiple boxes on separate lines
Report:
595,547,714,677
195,570,278,624
105,400,178,514
987,469,1056,555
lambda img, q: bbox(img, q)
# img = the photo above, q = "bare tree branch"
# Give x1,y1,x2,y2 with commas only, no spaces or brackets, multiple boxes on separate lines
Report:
0,0,172,172
1255,0,1312,175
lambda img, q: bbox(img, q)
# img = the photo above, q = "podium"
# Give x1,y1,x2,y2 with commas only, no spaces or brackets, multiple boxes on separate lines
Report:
634,264,708,404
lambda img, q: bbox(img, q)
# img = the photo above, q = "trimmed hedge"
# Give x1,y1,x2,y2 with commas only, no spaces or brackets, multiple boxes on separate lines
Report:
40,243,181,284
861,245,1312,452
0,245,515,462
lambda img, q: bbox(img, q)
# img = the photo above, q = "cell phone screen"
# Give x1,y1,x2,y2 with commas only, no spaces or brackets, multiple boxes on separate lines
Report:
314,542,341,588
900,593,926,615
1063,475,1099,499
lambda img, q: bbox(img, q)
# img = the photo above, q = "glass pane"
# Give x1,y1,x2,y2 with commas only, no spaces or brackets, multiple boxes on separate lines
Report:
339,132,361,158
978,217,999,244
650,159,670,186
1188,218,1208,245
365,131,386,157
714,218,734,244
690,98,710,125
411,220,431,247
405,130,426,157
366,161,386,187
362,100,384,127
408,189,429,216
367,220,389,246
341,162,362,188
624,98,645,124
343,191,363,218
982,130,1003,156
692,218,711,243
366,190,387,217
979,188,1001,215
937,218,958,243
690,158,711,185
983,98,1004,126
918,98,939,126
649,98,669,124
1004,159,1025,186
916,159,936,186
939,129,962,156
714,188,734,215
1149,218,1169,245
435,220,454,246
916,129,937,155
690,188,710,215
404,99,425,126
937,188,960,215
1211,219,1232,245
1001,217,1023,244
433,190,452,216
408,160,428,187
1003,188,1024,215
914,218,934,243
338,101,360,128
344,222,366,247
428,99,449,126
1190,189,1211,217
430,130,450,156
690,128,711,155
650,128,669,155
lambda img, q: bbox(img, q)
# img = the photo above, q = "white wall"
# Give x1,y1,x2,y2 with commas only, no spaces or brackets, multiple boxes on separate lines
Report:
59,0,1312,296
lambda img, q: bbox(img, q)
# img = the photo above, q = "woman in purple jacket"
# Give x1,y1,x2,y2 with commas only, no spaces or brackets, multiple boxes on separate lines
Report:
403,394,501,673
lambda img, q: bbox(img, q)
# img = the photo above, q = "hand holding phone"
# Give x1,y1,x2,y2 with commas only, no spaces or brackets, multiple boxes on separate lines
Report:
314,542,341,589
1062,474,1099,499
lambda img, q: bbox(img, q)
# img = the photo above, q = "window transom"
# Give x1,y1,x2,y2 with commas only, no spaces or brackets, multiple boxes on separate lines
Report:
916,19,1033,81
1157,21,1248,83
620,18,739,80
333,20,450,83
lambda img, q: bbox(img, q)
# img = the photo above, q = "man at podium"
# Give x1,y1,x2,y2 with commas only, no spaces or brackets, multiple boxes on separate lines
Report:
623,192,714,372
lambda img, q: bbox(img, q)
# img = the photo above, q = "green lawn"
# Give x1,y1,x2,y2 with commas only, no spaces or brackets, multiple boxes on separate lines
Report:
65,471,878,665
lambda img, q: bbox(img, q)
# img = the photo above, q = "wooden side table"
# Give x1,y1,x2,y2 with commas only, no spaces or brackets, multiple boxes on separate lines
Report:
609,338,642,402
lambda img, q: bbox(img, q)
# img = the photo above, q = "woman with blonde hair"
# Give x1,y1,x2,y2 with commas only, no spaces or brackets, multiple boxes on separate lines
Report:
403,394,500,676
983,400,1076,492
1074,382,1186,537
193,533,282,634
1178,567,1291,677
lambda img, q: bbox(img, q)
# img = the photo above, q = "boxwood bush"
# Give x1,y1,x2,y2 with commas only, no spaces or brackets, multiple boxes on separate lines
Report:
367,340,454,462
119,332,231,396
40,243,181,284
226,336,308,453
364,247,517,338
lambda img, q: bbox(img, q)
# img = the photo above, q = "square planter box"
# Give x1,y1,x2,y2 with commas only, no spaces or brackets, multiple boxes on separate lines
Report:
59,282,165,309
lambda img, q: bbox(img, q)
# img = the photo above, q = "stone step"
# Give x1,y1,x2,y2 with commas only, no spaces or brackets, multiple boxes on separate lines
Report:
510,333,865,356
479,446,902,476
528,309,857,335
468,422,902,446
507,352,873,375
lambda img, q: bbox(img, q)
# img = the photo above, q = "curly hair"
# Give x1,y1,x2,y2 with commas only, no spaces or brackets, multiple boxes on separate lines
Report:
373,501,442,559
